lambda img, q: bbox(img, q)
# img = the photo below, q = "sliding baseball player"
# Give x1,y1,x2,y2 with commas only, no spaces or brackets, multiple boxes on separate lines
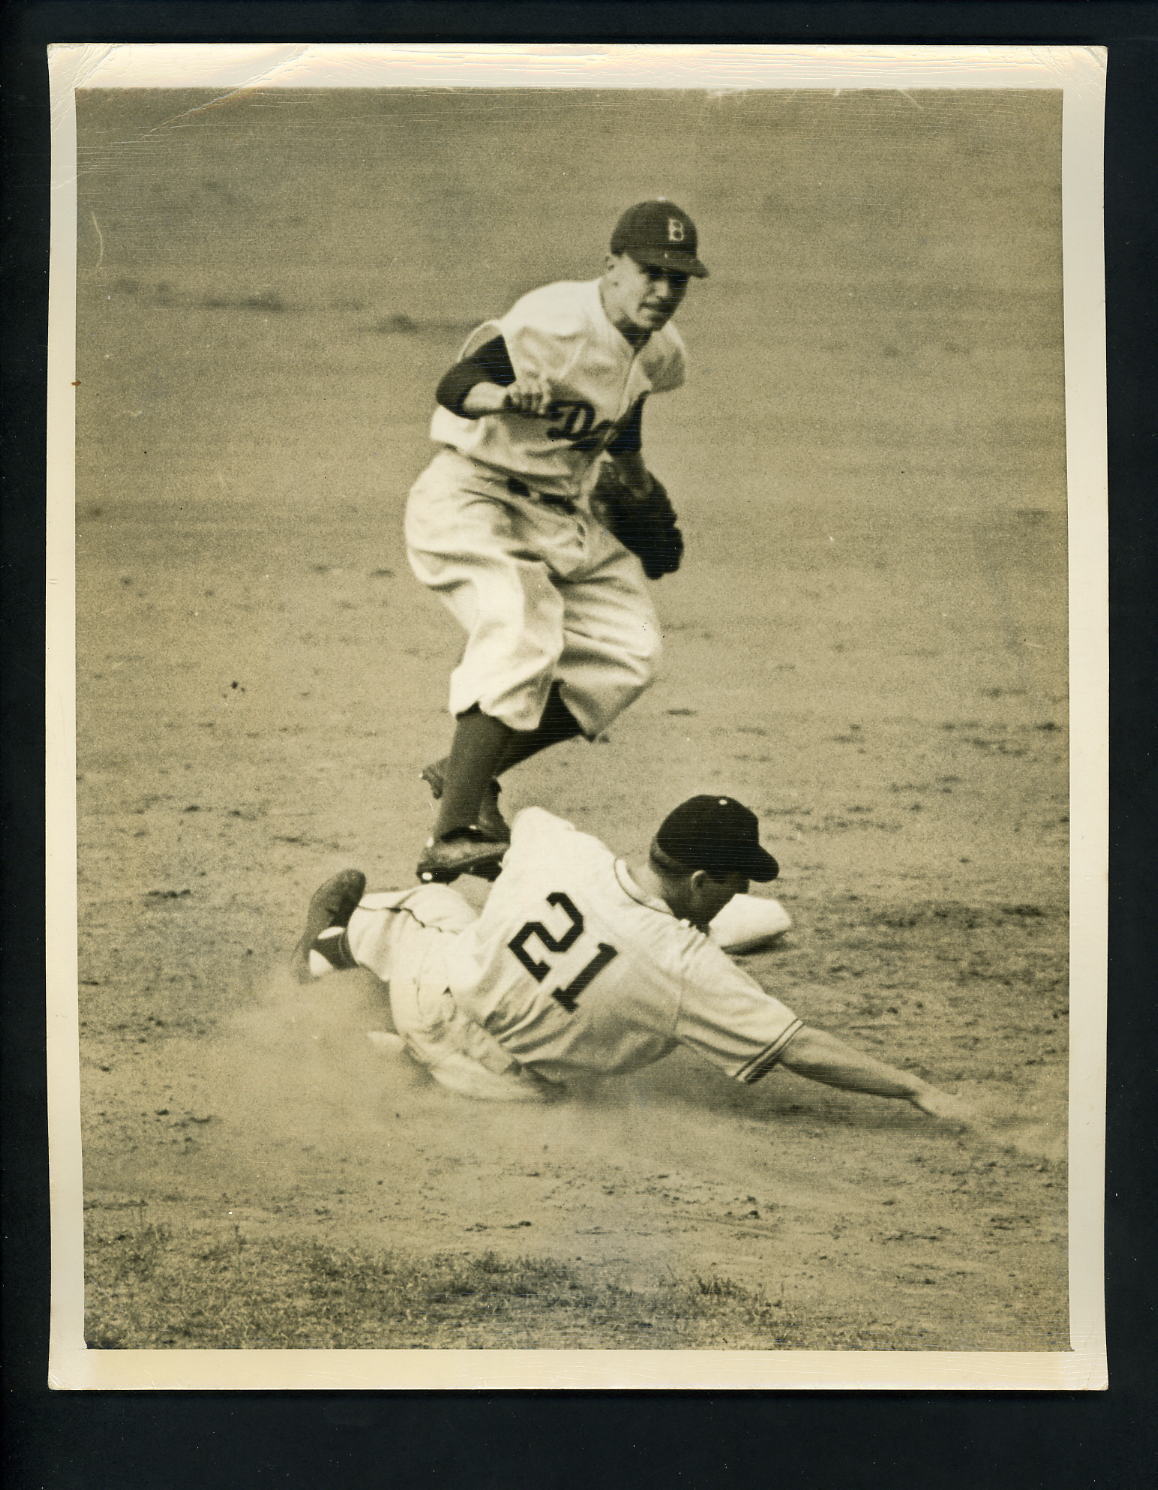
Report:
291,795,973,1125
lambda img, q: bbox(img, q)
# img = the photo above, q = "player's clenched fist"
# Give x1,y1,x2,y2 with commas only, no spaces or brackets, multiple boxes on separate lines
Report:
502,371,556,417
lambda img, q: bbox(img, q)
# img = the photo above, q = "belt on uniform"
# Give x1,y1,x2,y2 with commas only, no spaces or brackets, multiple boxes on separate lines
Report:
505,476,577,514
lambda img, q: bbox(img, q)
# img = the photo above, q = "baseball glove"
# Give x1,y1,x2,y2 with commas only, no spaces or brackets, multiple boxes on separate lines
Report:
590,464,684,580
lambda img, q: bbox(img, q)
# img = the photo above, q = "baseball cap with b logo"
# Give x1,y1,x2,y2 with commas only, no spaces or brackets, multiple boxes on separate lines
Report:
654,796,779,881
610,200,709,278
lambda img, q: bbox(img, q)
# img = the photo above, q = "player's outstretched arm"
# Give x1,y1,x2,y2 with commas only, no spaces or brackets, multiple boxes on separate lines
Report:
778,1025,974,1125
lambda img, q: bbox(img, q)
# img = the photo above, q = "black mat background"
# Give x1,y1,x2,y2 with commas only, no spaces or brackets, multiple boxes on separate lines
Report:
3,4,1154,1487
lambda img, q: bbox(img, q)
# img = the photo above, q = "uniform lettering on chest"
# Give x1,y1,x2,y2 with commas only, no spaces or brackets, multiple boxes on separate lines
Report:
544,398,615,451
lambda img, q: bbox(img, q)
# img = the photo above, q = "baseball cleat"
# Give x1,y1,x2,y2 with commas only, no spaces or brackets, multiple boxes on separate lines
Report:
416,828,509,885
290,868,366,982
420,760,509,843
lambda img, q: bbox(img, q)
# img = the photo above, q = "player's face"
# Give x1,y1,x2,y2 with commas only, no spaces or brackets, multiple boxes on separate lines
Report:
602,253,690,335
687,870,749,930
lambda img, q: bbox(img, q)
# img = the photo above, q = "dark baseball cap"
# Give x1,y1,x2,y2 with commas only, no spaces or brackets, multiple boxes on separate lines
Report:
654,795,779,882
609,200,709,278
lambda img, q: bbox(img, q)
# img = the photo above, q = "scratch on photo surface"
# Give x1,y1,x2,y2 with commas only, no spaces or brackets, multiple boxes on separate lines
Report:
128,45,317,139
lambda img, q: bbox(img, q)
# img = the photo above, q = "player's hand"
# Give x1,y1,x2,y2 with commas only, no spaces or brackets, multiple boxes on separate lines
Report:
909,1084,975,1126
502,371,556,417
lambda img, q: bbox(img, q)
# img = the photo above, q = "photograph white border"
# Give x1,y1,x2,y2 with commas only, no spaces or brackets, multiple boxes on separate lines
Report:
46,41,1107,1391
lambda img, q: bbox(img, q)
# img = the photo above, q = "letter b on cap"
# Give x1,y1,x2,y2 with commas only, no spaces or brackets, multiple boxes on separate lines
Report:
666,216,686,243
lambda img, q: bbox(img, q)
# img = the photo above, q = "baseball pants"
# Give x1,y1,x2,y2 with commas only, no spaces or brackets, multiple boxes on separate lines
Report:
405,449,662,734
346,885,550,1102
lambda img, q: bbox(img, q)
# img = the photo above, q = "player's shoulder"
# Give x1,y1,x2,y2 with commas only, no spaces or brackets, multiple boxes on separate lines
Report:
652,321,688,358
502,280,597,339
510,804,573,837
655,929,771,1017
639,322,687,392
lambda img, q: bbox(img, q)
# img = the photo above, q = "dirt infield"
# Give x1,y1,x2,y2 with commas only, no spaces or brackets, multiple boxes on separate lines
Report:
72,87,1069,1352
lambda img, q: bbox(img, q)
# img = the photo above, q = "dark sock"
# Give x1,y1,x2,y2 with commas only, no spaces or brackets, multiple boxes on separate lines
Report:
433,708,515,838
314,928,357,972
497,684,585,775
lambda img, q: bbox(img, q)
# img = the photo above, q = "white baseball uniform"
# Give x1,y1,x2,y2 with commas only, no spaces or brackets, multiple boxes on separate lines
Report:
404,279,688,735
345,808,802,1093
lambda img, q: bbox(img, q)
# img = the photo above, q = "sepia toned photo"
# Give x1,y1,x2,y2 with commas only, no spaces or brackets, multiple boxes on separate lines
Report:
46,44,1107,1390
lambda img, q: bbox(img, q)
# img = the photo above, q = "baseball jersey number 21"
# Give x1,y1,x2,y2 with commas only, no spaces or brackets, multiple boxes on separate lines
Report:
507,892,619,1012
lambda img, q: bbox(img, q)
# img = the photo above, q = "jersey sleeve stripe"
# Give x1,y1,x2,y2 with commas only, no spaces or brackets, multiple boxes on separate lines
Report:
734,1018,804,1084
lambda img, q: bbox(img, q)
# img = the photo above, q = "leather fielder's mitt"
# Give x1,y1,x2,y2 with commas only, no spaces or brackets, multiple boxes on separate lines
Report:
590,464,684,580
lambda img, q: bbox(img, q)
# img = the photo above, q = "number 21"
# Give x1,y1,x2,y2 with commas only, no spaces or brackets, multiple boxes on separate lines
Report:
507,892,619,1012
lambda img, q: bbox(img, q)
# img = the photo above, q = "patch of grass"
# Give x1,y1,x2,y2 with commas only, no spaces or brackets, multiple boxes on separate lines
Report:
692,1272,748,1300
85,1220,850,1350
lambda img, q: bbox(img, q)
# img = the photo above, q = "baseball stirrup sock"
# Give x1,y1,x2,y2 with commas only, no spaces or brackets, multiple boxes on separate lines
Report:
434,707,514,835
307,927,358,977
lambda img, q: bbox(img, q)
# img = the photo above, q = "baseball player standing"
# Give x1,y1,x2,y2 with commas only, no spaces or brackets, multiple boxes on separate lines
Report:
405,200,706,885
291,797,975,1124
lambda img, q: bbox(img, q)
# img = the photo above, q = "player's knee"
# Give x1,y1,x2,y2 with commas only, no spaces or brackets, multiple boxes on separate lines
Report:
626,625,663,684
509,633,567,697
474,590,566,664
532,623,569,669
